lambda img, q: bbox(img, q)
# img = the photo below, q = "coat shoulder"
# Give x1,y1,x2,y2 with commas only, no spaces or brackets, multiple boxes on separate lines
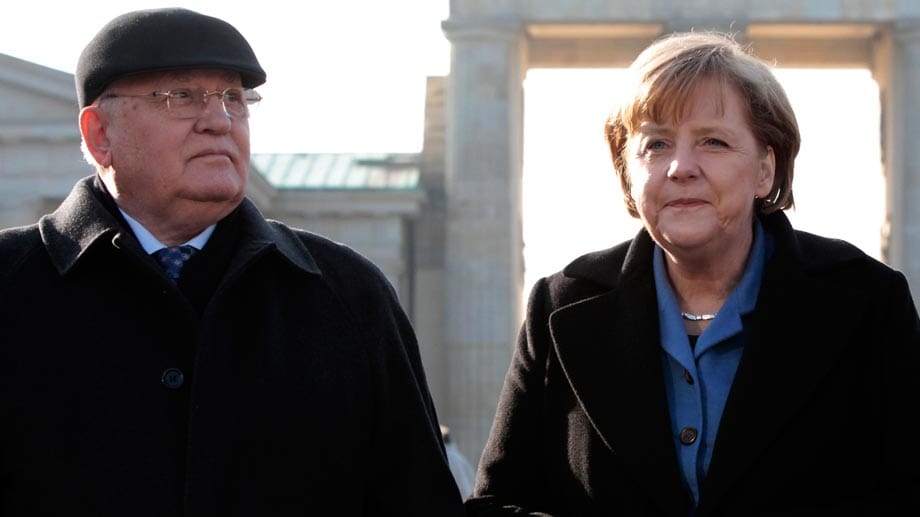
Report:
0,223,43,286
792,229,898,280
794,229,867,264
529,239,634,312
266,220,396,296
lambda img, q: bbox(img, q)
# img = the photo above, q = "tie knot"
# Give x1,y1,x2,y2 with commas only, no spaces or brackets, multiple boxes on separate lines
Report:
153,245,197,282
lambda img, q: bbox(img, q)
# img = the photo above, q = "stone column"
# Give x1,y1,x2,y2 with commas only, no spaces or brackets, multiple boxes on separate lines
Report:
441,19,526,465
877,22,920,304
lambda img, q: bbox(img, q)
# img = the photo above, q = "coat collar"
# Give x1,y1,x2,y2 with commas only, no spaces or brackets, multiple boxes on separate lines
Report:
226,193,321,277
549,211,864,516
39,175,124,275
39,175,321,279
552,229,691,515
561,226,655,289
561,211,865,288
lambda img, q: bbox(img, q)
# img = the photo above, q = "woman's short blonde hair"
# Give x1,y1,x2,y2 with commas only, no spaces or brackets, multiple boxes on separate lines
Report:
604,31,800,218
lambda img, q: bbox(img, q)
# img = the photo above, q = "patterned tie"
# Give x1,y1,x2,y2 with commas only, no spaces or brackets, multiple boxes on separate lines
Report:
152,245,197,282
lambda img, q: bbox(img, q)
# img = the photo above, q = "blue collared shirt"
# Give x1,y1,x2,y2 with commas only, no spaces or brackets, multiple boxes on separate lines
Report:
652,220,772,506
119,208,215,253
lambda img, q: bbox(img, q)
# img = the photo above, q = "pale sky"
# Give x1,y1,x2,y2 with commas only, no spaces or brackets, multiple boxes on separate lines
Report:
0,0,451,153
1,2,885,300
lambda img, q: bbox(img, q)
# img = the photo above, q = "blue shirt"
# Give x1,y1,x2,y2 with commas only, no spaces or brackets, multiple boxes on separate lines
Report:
652,220,772,506
119,208,215,253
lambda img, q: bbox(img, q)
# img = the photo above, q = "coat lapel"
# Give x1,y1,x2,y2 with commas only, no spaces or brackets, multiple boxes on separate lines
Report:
698,218,856,514
551,234,692,516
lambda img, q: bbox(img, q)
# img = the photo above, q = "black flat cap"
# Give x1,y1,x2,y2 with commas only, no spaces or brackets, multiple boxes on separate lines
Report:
76,8,266,107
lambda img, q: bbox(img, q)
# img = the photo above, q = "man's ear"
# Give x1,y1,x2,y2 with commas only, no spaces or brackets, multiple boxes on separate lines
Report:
79,106,112,168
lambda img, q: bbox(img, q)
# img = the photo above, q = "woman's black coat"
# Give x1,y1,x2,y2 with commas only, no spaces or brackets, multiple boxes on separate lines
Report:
0,176,464,516
467,211,920,516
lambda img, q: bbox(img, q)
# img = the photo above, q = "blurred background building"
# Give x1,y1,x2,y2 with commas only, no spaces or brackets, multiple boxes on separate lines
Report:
2,0,919,469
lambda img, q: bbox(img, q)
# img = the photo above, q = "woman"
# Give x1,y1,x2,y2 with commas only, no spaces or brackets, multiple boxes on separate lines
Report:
465,31,920,516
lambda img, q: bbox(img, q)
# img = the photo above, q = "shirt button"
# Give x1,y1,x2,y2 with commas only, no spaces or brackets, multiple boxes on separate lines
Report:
161,368,184,389
684,369,694,384
679,427,698,445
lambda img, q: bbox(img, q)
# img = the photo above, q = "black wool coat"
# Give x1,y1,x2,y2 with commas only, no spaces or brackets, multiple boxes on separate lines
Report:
466,211,920,517
0,176,464,516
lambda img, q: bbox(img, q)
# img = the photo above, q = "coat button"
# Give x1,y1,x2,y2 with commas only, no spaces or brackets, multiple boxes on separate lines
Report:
679,427,698,445
684,369,694,384
161,368,184,389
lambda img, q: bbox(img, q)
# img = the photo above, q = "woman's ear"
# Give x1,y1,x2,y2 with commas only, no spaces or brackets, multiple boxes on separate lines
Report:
756,145,776,198
79,106,112,168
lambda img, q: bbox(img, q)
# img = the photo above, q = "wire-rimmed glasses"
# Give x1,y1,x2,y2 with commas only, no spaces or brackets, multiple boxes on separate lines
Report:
102,87,262,119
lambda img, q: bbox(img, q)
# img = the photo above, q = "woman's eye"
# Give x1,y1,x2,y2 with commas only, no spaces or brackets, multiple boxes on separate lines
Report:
645,140,668,152
704,138,728,147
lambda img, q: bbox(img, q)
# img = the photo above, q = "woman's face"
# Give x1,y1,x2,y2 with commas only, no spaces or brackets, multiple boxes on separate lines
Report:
625,79,775,258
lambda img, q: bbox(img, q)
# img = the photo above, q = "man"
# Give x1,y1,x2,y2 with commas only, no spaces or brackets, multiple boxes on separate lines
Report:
0,8,463,516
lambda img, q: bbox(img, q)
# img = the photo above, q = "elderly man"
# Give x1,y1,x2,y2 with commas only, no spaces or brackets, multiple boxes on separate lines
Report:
0,8,463,516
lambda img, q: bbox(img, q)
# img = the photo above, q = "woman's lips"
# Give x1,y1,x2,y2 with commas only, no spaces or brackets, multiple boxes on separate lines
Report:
667,198,706,208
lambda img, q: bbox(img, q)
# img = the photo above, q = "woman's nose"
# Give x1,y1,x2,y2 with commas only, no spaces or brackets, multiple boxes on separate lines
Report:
667,145,700,179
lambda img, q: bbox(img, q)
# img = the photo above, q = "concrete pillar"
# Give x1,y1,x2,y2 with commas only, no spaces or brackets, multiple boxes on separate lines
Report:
878,22,920,304
412,76,451,428
441,19,526,465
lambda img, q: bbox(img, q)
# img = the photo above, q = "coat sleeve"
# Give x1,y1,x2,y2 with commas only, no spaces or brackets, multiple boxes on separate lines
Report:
767,268,920,516
875,270,920,513
464,278,562,517
347,259,466,516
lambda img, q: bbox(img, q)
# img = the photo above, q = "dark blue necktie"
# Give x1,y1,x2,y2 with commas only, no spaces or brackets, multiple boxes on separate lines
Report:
153,245,197,282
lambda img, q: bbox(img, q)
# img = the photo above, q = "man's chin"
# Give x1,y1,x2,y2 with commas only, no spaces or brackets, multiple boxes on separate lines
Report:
181,177,246,202
176,190,245,219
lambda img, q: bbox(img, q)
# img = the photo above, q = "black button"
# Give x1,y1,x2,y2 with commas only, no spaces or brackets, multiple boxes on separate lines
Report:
161,368,184,389
684,369,694,384
679,427,698,445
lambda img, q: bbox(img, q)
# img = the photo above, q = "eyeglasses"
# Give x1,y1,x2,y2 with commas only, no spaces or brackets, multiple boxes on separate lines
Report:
102,87,262,119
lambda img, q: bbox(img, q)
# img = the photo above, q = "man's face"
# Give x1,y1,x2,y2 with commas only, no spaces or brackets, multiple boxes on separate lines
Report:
86,69,251,242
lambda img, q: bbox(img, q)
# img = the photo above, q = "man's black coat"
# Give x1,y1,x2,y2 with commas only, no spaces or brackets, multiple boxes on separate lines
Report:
0,176,463,516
